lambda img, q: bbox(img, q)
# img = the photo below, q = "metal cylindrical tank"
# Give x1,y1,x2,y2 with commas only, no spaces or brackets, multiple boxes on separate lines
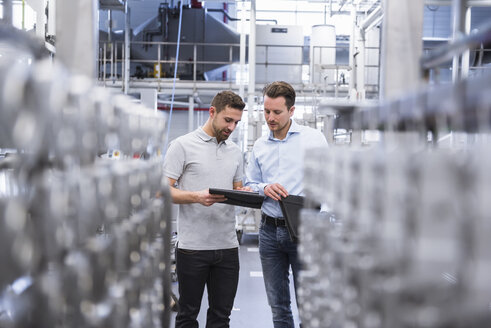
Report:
310,24,336,85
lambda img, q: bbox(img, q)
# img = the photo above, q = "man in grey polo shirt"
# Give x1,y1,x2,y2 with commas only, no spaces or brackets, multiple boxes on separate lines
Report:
163,91,248,328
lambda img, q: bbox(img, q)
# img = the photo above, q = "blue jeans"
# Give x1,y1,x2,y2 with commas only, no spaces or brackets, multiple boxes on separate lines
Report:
175,247,239,328
259,219,302,328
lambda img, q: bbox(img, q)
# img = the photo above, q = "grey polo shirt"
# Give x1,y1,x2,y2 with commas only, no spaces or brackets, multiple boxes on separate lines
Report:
163,127,243,250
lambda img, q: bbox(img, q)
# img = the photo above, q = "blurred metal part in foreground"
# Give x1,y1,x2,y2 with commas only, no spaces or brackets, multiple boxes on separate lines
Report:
0,49,171,327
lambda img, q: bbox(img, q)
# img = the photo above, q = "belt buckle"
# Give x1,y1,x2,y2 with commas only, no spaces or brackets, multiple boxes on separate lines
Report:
274,217,284,226
262,213,283,227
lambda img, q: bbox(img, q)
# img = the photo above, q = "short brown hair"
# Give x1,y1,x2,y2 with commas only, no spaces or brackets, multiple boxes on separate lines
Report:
262,81,296,109
211,91,245,113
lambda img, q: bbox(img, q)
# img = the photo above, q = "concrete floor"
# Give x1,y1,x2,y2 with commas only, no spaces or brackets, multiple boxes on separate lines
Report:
170,233,300,327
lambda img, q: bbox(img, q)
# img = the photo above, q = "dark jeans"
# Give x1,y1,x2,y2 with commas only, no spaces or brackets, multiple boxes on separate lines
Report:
175,247,240,328
259,219,302,328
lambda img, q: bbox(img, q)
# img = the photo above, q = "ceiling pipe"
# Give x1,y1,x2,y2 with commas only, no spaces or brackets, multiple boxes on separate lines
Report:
451,0,467,82
360,5,382,31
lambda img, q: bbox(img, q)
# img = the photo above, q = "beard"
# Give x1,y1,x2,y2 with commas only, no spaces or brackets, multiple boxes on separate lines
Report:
268,120,289,133
212,120,232,142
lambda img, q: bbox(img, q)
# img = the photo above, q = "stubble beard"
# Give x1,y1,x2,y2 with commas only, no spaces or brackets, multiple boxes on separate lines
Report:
212,120,230,143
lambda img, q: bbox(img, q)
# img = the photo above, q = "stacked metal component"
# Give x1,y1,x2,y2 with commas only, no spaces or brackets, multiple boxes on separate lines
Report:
0,55,171,328
299,74,491,328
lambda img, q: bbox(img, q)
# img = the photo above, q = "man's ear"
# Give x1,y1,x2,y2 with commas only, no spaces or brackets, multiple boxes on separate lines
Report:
209,106,216,118
289,106,295,117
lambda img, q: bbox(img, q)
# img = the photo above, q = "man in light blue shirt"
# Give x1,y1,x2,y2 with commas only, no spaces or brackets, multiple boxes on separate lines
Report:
245,81,327,328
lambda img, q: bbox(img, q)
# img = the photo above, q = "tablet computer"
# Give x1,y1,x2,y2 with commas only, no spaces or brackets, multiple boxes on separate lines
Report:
279,195,305,241
209,188,264,209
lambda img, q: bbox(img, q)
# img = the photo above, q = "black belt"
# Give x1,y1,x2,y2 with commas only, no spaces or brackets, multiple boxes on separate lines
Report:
262,213,286,227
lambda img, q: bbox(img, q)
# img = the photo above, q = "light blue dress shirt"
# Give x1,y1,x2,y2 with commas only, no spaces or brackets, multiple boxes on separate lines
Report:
245,119,328,218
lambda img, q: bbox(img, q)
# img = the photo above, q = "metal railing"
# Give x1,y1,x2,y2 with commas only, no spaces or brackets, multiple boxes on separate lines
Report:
423,46,491,83
98,40,381,94
421,20,491,83
99,41,241,89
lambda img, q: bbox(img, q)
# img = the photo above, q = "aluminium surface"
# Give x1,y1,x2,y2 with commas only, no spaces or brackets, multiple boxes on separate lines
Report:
317,99,378,129
356,71,491,132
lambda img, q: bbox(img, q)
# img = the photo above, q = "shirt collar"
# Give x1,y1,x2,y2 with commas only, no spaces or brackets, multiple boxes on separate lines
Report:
197,127,229,145
268,119,301,140
288,119,302,133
